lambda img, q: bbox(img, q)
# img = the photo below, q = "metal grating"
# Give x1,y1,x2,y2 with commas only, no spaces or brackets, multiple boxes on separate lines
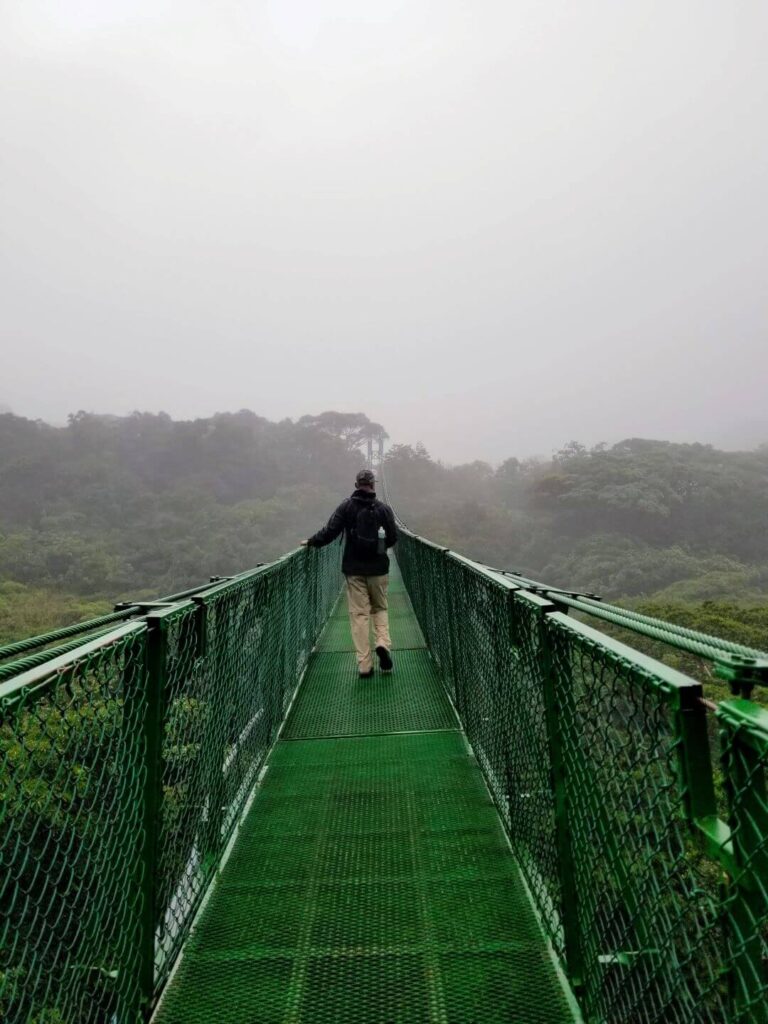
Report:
153,733,576,1024
315,611,426,652
153,581,577,1024
282,649,457,738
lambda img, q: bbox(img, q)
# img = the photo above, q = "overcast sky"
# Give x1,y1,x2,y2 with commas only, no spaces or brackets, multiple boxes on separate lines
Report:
1,1,766,463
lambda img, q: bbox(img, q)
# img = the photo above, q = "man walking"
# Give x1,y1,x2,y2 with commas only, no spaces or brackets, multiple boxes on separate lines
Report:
304,469,398,678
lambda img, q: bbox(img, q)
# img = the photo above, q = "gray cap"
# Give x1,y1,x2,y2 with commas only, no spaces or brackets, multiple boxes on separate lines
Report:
355,469,376,487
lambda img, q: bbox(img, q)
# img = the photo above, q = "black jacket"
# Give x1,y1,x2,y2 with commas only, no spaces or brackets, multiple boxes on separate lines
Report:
307,489,398,576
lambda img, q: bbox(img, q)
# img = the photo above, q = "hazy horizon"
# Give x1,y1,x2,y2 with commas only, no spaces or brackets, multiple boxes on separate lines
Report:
2,2,766,464
3,399,767,469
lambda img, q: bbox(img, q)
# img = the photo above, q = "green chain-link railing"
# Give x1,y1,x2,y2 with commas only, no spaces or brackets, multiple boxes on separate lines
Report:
0,543,342,1023
2,518,766,1023
396,525,768,1024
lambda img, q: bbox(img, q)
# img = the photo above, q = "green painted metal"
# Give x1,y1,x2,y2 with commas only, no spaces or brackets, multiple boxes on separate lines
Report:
2,528,768,1023
282,648,457,738
717,700,768,1022
497,580,768,698
0,569,268,672
533,594,586,994
396,526,768,1024
137,604,179,1018
0,625,121,683
0,544,342,1023
1,624,149,1022
145,547,344,1006
0,609,139,663
462,554,768,698
152,625,577,1024
562,593,766,661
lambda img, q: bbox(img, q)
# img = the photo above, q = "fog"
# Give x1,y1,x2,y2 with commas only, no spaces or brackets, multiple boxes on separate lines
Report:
1,1,766,463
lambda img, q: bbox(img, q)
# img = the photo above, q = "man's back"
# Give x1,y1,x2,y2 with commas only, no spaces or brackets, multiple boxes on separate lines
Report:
338,489,397,576
305,469,397,677
307,485,397,577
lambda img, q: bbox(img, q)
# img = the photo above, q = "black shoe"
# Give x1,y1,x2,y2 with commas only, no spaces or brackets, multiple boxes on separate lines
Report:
359,668,374,679
376,646,393,673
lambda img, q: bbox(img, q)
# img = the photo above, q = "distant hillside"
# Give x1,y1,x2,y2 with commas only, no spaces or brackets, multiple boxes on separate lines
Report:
385,438,768,602
0,409,378,601
1,413,767,646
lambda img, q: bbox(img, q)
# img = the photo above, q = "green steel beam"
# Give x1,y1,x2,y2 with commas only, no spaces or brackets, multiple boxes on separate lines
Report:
0,621,145,706
4,520,768,1024
524,594,586,995
137,606,174,1021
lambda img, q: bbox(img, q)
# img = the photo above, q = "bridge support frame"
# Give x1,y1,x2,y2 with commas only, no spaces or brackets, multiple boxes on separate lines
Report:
136,601,203,1021
441,553,462,711
718,700,768,1024
136,607,171,1021
191,595,227,870
527,592,586,997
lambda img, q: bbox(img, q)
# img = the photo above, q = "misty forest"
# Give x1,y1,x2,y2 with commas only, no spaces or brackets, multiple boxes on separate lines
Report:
2,408,766,698
3,3,768,1021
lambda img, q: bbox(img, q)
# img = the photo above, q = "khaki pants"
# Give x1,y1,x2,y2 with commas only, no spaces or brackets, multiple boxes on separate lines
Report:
346,574,391,673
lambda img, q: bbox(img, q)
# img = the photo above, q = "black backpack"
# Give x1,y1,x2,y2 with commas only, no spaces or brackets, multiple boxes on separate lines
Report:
348,500,382,554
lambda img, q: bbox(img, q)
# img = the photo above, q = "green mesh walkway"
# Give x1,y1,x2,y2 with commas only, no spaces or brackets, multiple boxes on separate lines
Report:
314,609,426,651
315,588,427,651
282,650,456,737
153,565,578,1024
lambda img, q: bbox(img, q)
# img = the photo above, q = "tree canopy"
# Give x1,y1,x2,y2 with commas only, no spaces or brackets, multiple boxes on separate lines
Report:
1,414,767,649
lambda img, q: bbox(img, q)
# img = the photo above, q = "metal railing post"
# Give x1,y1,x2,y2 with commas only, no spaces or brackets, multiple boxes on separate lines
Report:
192,596,225,869
440,551,462,709
676,687,718,822
308,545,318,639
674,686,737,875
718,701,768,1024
533,597,586,995
137,609,170,1020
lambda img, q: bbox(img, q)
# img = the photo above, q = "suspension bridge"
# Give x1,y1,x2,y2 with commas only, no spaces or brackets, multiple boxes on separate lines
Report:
1,518,766,1022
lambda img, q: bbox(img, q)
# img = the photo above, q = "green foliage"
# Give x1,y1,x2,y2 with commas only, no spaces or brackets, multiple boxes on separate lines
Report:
387,436,768,602
2,413,767,662
2,415,766,1021
0,669,133,1021
386,437,768,682
534,437,768,560
0,410,379,631
0,582,110,645
539,536,764,600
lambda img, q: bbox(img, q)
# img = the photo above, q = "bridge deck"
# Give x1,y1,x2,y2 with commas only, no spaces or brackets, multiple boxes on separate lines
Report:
154,565,577,1023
